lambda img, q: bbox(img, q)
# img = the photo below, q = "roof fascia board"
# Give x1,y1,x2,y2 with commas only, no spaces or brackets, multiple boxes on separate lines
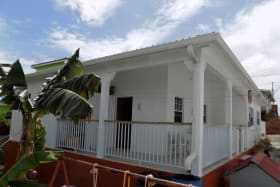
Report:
214,34,266,105
83,33,217,66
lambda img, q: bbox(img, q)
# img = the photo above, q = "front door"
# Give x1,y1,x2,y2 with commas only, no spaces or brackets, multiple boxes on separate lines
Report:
116,97,133,149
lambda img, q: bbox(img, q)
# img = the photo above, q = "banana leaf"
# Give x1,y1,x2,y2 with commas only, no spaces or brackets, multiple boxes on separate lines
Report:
54,74,100,100
7,60,27,87
0,151,63,187
35,88,92,120
44,49,84,87
0,60,28,109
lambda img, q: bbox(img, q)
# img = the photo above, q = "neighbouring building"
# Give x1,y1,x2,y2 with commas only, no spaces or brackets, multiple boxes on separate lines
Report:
260,89,276,119
9,32,268,177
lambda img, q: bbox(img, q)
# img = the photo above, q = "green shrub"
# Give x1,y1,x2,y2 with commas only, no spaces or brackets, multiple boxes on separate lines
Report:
0,105,11,126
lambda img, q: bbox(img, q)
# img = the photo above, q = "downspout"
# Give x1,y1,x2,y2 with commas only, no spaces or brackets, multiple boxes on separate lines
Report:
184,45,200,173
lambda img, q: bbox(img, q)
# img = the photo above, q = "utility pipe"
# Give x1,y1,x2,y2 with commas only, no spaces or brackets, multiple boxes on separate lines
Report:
184,45,205,176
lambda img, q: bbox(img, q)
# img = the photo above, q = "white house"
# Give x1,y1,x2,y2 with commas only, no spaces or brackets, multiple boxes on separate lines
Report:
9,32,268,177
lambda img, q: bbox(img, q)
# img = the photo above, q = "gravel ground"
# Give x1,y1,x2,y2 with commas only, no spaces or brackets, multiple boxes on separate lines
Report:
268,135,280,163
270,147,280,163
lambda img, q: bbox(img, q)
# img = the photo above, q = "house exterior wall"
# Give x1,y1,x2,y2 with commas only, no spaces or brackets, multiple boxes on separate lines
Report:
166,62,227,125
92,66,170,155
232,90,246,125
248,96,262,147
88,94,116,120
204,73,226,125
166,62,193,123
111,65,168,122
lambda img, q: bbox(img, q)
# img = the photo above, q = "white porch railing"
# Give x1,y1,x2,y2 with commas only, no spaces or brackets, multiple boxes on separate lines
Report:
56,119,99,153
233,125,247,154
56,120,248,171
104,120,192,169
203,124,247,167
203,125,228,167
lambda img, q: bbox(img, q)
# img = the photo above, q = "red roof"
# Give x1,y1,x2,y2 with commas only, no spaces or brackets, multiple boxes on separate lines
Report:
225,152,280,182
251,152,280,181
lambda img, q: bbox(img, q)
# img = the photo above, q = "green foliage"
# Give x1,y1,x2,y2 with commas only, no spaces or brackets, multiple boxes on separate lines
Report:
0,49,100,185
35,88,93,120
33,49,100,120
54,73,100,100
0,151,63,187
0,105,11,125
0,61,29,110
34,126,46,152
255,137,272,153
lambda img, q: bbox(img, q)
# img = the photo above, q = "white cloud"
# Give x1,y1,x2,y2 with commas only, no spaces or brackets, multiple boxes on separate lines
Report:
48,22,176,60
157,0,209,22
0,50,36,74
220,0,280,91
197,23,210,32
49,0,210,59
0,51,10,64
53,0,122,27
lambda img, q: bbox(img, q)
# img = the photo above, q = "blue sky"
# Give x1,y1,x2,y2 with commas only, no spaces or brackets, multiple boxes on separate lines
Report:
1,0,280,101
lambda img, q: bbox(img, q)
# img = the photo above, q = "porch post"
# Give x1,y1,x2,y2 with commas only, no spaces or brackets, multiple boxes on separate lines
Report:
96,72,116,158
192,55,206,177
242,95,248,151
244,95,249,150
225,81,232,158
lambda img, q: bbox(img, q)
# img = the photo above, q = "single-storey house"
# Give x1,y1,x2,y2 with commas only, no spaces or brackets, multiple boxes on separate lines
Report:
9,32,268,177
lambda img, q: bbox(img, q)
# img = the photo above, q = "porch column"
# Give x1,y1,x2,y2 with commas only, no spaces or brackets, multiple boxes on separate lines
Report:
244,95,249,150
242,95,248,151
96,72,116,158
225,81,232,158
192,56,206,177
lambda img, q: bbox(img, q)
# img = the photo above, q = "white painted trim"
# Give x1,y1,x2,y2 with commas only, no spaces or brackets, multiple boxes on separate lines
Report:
225,81,233,158
184,45,206,177
96,72,116,158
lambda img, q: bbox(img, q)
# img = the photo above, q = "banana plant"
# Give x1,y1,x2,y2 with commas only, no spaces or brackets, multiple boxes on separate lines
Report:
0,151,63,187
0,49,100,185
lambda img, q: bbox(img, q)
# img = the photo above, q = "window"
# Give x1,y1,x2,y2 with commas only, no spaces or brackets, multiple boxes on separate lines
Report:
249,107,254,126
257,111,260,125
174,97,183,122
203,104,207,123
